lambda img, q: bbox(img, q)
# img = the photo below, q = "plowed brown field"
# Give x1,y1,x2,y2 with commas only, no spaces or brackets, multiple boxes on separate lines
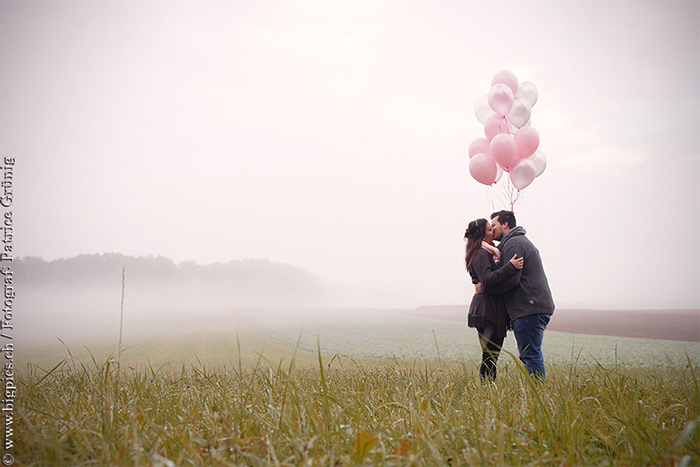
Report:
403,306,700,342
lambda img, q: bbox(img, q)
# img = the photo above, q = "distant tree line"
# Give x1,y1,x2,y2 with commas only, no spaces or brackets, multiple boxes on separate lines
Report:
15,253,322,310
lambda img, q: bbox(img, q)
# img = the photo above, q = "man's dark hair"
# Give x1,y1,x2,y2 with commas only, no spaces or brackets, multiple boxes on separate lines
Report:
490,210,517,229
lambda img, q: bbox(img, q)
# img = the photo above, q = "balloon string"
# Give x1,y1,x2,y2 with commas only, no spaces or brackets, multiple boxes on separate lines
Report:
489,174,522,212
493,178,507,211
510,189,521,211
488,185,496,214
504,176,513,210
502,175,521,212
496,180,507,211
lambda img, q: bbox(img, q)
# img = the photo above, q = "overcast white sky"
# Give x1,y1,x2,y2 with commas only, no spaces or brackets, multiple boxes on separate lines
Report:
1,0,699,309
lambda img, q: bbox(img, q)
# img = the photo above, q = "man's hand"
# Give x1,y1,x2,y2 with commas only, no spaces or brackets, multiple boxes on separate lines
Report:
475,282,483,294
509,254,524,269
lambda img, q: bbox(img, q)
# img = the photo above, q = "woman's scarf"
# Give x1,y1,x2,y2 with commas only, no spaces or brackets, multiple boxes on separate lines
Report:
481,241,500,262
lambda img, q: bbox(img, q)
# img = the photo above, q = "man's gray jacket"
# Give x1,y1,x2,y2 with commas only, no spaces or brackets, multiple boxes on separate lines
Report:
481,226,555,321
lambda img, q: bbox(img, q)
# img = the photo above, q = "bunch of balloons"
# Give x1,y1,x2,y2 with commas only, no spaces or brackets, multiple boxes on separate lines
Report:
468,70,546,191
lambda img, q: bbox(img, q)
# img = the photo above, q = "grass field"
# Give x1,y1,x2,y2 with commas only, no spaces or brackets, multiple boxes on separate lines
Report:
11,309,700,466
246,309,700,369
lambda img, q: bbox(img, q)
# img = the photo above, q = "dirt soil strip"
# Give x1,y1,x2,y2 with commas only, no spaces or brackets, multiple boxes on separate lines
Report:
401,306,700,342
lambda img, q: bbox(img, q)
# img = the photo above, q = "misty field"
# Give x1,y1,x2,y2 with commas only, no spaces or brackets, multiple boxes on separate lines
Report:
12,309,700,466
246,309,700,369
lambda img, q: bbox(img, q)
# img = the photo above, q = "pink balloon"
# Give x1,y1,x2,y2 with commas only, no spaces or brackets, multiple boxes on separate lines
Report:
509,157,537,190
469,153,498,186
484,114,511,140
468,138,491,158
491,70,519,95
514,126,540,158
490,133,518,171
487,83,514,117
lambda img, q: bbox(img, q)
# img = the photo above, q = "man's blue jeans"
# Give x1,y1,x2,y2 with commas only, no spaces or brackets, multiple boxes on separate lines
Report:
512,313,551,379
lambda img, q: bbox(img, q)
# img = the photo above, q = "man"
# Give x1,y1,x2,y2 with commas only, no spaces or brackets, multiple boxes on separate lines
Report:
477,210,555,379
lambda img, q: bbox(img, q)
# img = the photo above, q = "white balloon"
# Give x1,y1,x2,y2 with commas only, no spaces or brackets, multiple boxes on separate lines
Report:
516,81,539,107
507,96,532,129
494,164,504,183
529,150,547,177
509,158,537,190
474,94,495,124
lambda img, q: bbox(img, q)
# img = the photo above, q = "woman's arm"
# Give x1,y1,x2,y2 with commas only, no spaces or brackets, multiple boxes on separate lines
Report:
475,250,522,294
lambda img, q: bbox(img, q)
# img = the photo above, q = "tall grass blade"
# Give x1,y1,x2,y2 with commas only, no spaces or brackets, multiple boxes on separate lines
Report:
117,267,126,374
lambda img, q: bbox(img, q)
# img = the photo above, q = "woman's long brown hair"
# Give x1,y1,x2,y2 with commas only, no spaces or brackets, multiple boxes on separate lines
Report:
464,218,487,270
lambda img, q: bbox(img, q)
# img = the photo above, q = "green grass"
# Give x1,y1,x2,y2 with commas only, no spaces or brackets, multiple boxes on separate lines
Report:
12,309,700,465
14,347,700,466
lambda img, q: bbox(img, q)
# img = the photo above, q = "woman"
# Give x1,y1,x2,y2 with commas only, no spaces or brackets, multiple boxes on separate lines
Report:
465,218,523,382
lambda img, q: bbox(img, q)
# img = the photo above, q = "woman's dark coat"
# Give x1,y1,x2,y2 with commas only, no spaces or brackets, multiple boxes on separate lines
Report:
467,248,518,338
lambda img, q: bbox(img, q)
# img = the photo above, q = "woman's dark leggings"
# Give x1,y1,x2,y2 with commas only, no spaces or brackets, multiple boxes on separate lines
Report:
477,328,505,382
